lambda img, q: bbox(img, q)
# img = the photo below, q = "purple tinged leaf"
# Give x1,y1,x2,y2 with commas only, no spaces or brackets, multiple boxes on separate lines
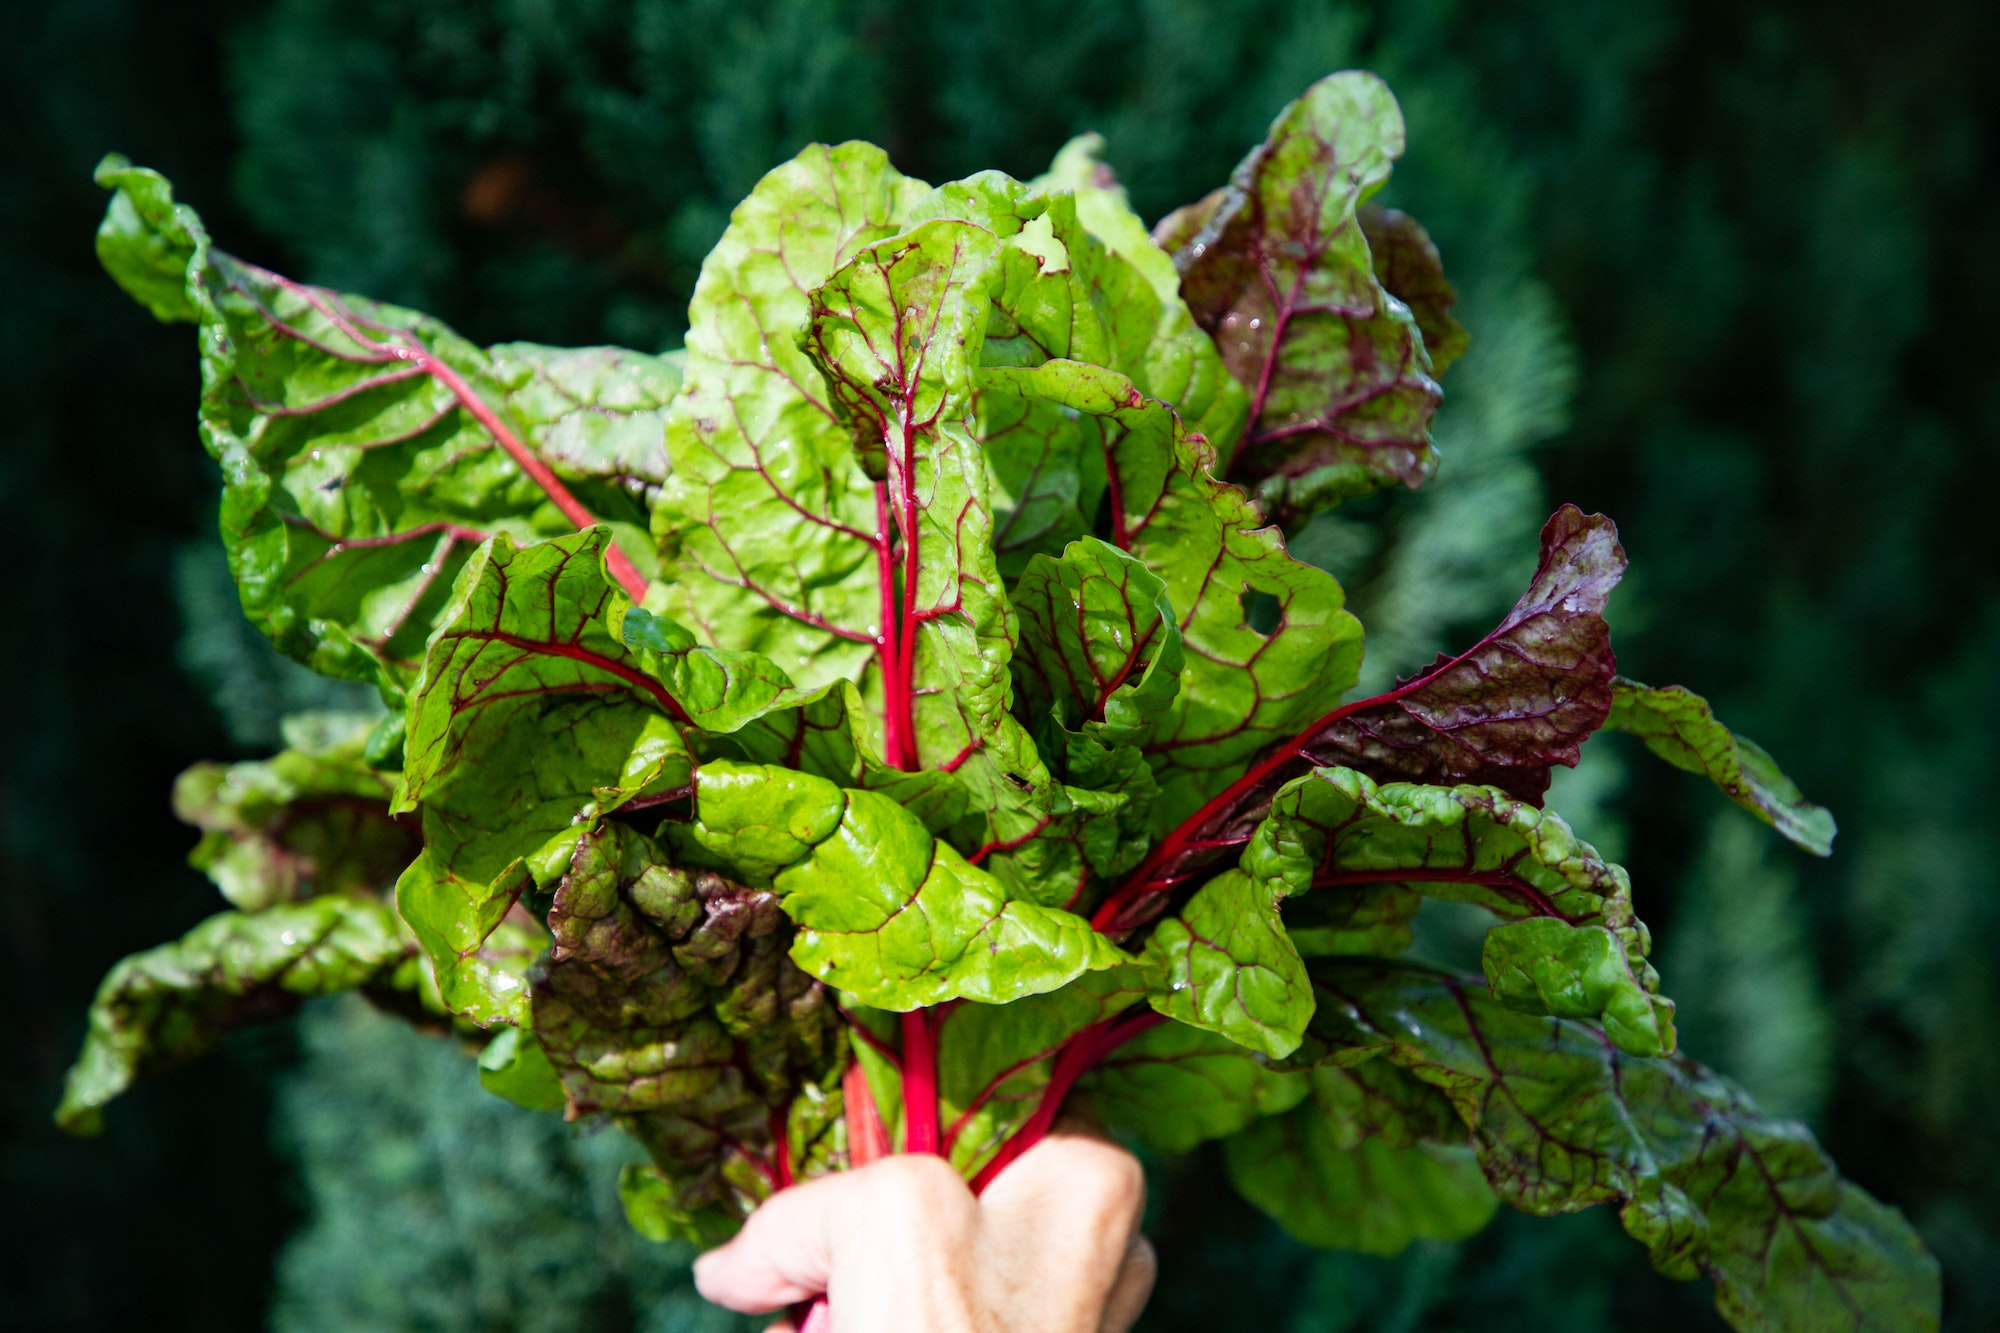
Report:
1359,204,1469,377
1100,505,1622,932
1300,962,1940,1332
1165,71,1446,514
1305,505,1622,800
535,821,845,1241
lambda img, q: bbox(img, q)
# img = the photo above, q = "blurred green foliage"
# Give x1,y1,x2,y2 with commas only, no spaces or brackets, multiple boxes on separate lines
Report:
3,0,1993,1328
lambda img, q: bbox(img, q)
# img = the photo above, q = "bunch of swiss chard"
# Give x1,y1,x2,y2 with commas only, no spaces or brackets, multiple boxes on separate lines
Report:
63,72,1939,1331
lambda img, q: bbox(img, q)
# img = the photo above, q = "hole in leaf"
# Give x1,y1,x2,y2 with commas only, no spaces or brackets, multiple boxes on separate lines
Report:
1240,586,1282,636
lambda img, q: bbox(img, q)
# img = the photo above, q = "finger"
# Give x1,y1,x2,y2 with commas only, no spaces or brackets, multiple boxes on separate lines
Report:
977,1119,1147,1328
694,1154,979,1328
694,1170,850,1313
1098,1233,1157,1333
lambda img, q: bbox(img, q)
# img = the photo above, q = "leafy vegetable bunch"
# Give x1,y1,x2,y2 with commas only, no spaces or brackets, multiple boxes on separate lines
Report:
62,71,1938,1332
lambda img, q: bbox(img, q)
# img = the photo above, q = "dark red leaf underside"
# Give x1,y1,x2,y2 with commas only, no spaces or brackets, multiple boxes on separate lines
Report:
1095,506,1623,932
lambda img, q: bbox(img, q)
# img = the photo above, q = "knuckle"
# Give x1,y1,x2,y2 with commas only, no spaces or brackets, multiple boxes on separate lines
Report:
866,1152,973,1213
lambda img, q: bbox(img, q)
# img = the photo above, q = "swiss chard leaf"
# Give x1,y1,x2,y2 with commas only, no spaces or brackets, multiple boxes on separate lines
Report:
1245,765,1675,1057
1295,505,1622,800
394,527,793,1023
1141,869,1313,1058
801,218,1014,773
656,142,929,696
986,360,1362,833
682,761,1129,1009
1607,678,1836,856
95,157,672,697
977,188,1245,575
57,897,422,1134
1011,536,1184,746
1082,1016,1309,1153
1227,1111,1497,1254
172,711,417,911
533,821,843,1238
398,527,780,887
394,852,547,1027
1359,204,1469,377
1300,961,1940,1332
1033,135,1248,450
1162,71,1445,514
1097,504,1622,933
936,966,1152,1174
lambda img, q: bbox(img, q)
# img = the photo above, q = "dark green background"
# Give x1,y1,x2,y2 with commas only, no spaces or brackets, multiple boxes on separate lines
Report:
4,1,1995,1328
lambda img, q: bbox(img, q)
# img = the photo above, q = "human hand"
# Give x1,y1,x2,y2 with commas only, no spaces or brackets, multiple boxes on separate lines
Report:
692,1119,1156,1332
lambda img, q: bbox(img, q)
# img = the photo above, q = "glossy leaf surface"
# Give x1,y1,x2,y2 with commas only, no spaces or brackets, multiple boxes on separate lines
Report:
173,712,416,911
684,761,1127,1009
96,158,670,695
1299,962,1940,1332
57,898,421,1134
1245,765,1674,1056
1166,72,1444,513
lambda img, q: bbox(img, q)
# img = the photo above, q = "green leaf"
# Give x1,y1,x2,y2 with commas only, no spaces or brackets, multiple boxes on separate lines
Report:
1607,678,1836,857
485,342,683,493
401,528,768,891
1011,536,1184,747
394,851,544,1027
1004,536,1183,891
1227,1128,1497,1256
938,966,1152,1174
1247,765,1675,1057
1083,1019,1308,1153
705,678,971,837
619,1162,745,1249
987,360,1361,830
173,711,417,911
1031,140,1248,449
476,1026,568,1112
976,185,1240,576
94,160,674,697
56,897,420,1134
94,153,200,322
976,191,1244,569
658,154,1065,900
800,217,1015,772
1300,961,1940,1332
1164,71,1447,514
656,141,929,695
1483,916,1677,1059
1143,869,1313,1058
684,761,1129,1009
